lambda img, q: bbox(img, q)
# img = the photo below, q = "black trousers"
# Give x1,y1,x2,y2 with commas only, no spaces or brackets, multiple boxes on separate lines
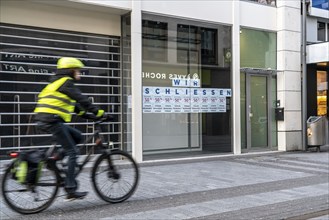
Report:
37,121,82,193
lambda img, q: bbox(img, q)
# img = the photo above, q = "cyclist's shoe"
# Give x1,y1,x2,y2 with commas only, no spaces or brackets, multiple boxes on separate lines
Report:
65,191,88,201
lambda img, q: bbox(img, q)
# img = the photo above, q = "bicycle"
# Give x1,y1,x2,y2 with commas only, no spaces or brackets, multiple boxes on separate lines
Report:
1,118,139,214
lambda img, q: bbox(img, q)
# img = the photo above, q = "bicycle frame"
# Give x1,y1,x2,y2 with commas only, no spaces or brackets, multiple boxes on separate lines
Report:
46,121,113,187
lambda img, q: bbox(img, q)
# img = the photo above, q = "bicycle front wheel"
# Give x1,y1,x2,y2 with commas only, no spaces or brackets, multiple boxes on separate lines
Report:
92,150,139,203
1,162,59,214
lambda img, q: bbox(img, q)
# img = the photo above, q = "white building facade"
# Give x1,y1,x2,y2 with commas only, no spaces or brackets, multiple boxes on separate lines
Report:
0,0,306,162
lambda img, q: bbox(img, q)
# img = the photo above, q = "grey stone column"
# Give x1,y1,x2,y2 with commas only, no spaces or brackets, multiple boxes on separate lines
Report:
276,0,303,151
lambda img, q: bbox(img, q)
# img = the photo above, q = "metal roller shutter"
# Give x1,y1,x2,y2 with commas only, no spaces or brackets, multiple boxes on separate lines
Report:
0,23,122,157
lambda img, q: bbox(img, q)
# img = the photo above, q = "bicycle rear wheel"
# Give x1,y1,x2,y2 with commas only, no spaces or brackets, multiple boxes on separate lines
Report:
92,150,139,203
1,161,59,214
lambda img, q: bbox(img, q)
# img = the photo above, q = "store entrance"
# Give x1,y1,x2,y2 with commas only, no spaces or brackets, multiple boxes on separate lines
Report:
241,70,277,152
247,74,270,149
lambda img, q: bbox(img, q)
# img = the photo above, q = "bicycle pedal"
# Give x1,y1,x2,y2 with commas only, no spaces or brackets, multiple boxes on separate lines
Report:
65,192,88,202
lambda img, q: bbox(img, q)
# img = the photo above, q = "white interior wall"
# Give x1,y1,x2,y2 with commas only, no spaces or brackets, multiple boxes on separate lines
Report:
141,0,233,25
0,0,121,36
240,1,277,30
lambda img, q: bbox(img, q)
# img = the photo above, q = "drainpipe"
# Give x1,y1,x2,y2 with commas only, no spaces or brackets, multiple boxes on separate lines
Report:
301,0,308,151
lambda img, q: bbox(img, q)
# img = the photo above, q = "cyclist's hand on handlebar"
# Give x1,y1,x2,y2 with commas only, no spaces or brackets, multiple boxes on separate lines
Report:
99,113,115,122
79,111,114,122
80,112,98,120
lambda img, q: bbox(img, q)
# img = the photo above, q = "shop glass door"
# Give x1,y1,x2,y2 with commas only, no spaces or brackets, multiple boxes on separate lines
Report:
243,73,275,151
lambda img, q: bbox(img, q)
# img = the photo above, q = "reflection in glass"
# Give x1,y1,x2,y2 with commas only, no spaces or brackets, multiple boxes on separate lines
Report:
240,72,247,149
271,76,277,148
317,71,327,116
142,14,232,155
240,28,277,69
250,76,268,147
142,20,168,62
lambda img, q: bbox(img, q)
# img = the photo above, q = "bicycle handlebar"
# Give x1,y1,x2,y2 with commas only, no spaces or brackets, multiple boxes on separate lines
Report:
83,112,114,123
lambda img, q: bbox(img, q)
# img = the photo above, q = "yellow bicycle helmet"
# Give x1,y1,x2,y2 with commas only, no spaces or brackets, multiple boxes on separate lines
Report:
57,57,84,69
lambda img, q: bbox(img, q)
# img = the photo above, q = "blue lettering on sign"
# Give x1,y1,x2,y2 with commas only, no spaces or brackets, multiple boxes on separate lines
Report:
145,88,149,94
226,90,231,97
175,89,180,95
194,89,198,95
155,88,160,94
165,89,170,94
211,90,215,95
203,90,206,95
173,79,181,86
172,79,201,87
220,90,223,96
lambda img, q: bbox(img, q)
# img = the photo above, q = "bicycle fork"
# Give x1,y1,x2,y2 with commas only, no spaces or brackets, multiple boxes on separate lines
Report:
106,153,120,180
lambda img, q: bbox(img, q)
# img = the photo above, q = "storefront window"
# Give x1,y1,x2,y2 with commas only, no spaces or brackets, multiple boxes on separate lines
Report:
240,28,277,69
142,20,168,62
317,70,328,116
177,25,218,65
240,28,277,150
142,14,232,156
240,72,247,149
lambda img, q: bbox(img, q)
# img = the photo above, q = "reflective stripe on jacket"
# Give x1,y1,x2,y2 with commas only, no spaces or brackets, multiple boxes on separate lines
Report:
34,77,76,122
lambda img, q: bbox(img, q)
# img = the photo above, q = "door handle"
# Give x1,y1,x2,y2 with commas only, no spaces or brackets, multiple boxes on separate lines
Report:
248,112,253,122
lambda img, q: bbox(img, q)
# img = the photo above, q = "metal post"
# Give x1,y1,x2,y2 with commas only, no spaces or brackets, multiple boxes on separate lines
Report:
88,97,95,154
14,95,21,151
302,0,308,150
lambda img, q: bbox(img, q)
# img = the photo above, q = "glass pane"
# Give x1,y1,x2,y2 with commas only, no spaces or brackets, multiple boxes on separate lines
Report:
142,14,232,155
240,29,277,69
271,76,277,147
201,27,218,65
240,72,247,149
317,71,327,116
250,76,268,147
317,22,326,42
142,20,168,62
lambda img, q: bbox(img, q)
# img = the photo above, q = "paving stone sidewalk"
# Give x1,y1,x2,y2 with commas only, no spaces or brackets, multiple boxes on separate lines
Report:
0,150,328,220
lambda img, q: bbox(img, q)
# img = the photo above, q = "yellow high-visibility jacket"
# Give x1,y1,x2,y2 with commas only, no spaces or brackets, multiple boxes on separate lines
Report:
34,75,103,122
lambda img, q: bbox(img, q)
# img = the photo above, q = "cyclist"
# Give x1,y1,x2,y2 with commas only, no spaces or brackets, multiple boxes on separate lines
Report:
34,57,106,201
